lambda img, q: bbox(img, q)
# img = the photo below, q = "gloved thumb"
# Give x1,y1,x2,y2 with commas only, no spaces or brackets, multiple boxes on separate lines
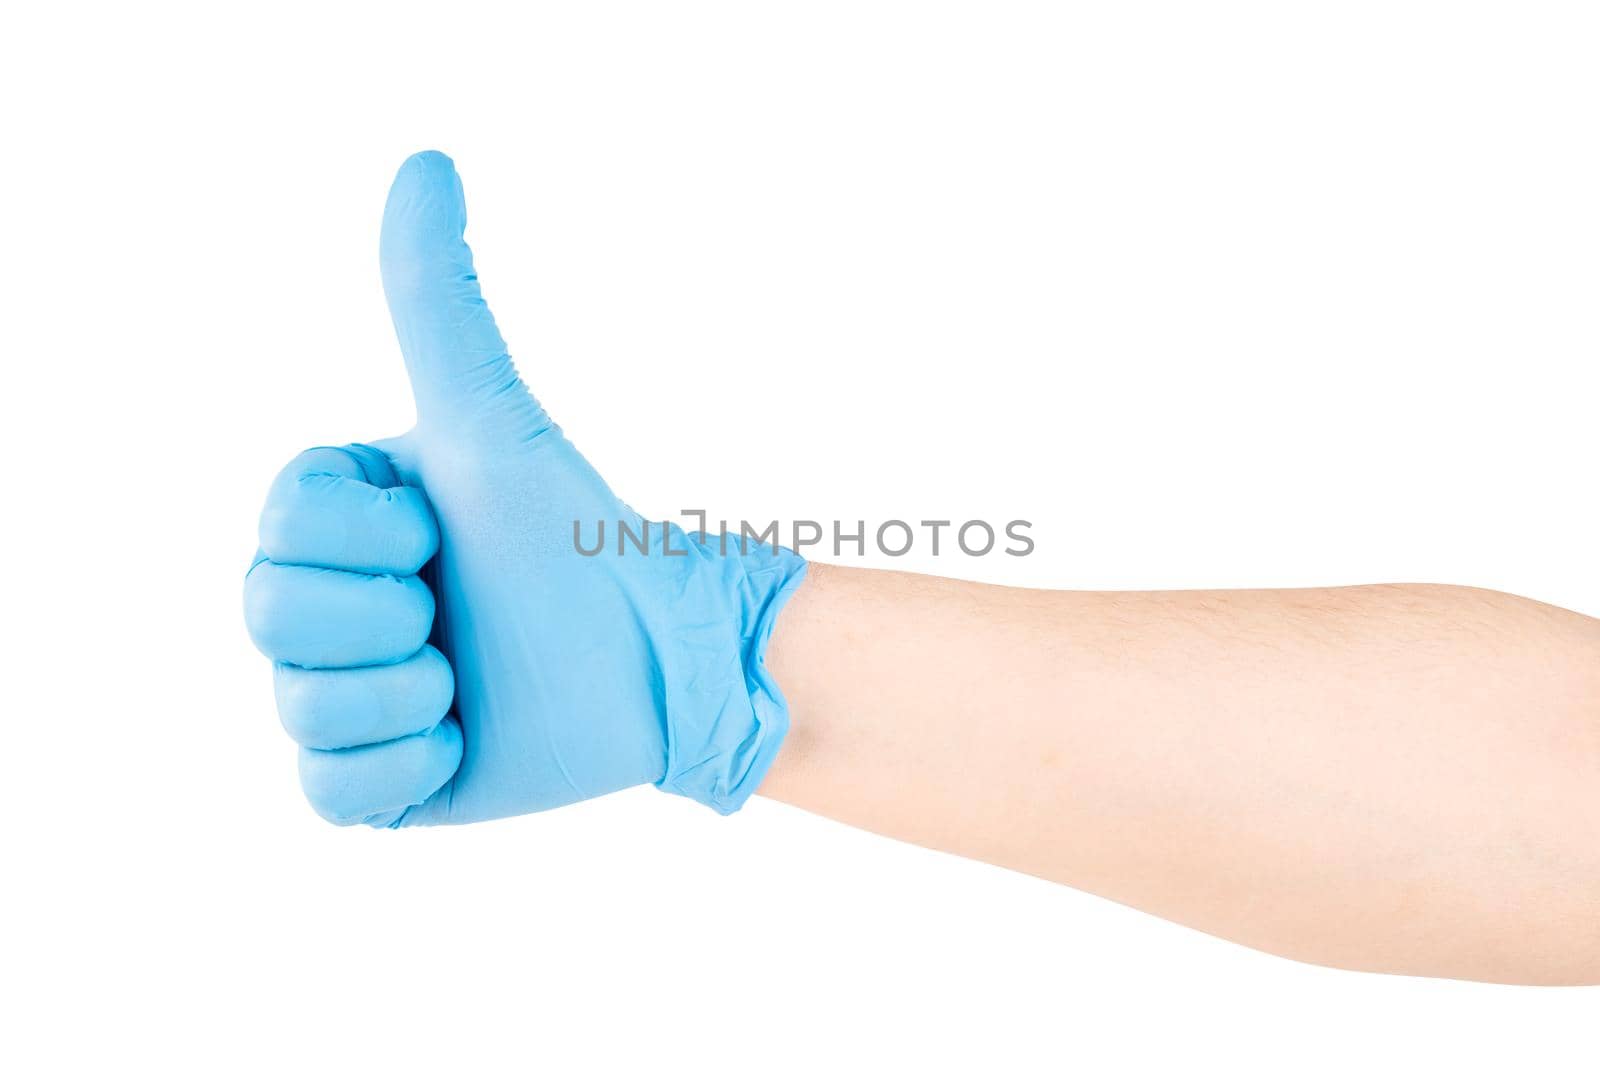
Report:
380,151,548,437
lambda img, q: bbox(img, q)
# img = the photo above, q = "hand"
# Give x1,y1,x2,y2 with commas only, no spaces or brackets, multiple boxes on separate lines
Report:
243,152,806,827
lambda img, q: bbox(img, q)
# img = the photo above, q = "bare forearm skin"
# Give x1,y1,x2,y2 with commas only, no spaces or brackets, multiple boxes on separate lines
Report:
760,564,1600,984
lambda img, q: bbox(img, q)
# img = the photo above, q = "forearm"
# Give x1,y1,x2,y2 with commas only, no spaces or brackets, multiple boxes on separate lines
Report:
760,565,1600,984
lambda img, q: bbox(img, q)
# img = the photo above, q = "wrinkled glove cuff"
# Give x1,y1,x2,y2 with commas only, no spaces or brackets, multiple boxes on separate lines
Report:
656,535,808,814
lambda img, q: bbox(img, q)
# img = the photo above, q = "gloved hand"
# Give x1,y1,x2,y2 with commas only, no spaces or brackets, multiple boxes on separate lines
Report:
243,151,806,826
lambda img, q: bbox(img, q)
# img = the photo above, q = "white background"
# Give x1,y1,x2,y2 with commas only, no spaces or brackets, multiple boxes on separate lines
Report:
4,2,1597,1062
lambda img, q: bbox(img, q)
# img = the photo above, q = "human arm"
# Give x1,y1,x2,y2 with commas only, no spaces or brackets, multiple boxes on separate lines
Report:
242,151,1599,986
761,565,1600,985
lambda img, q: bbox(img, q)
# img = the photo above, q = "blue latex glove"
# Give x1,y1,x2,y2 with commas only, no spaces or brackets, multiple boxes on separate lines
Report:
244,152,806,826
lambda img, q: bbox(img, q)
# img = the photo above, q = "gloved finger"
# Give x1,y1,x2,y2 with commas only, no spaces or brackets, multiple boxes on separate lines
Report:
259,445,438,575
243,561,433,668
298,716,463,827
275,645,454,750
379,150,548,435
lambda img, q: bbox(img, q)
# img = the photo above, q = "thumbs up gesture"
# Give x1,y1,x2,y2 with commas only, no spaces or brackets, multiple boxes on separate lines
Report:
244,152,806,827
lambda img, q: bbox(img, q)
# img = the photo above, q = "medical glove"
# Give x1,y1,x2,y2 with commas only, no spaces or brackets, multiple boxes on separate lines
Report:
243,151,806,826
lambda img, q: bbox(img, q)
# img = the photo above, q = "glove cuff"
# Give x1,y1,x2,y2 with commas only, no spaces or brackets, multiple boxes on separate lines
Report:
656,535,808,814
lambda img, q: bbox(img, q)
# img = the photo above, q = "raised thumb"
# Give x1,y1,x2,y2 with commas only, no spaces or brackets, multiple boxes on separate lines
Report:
379,151,547,437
